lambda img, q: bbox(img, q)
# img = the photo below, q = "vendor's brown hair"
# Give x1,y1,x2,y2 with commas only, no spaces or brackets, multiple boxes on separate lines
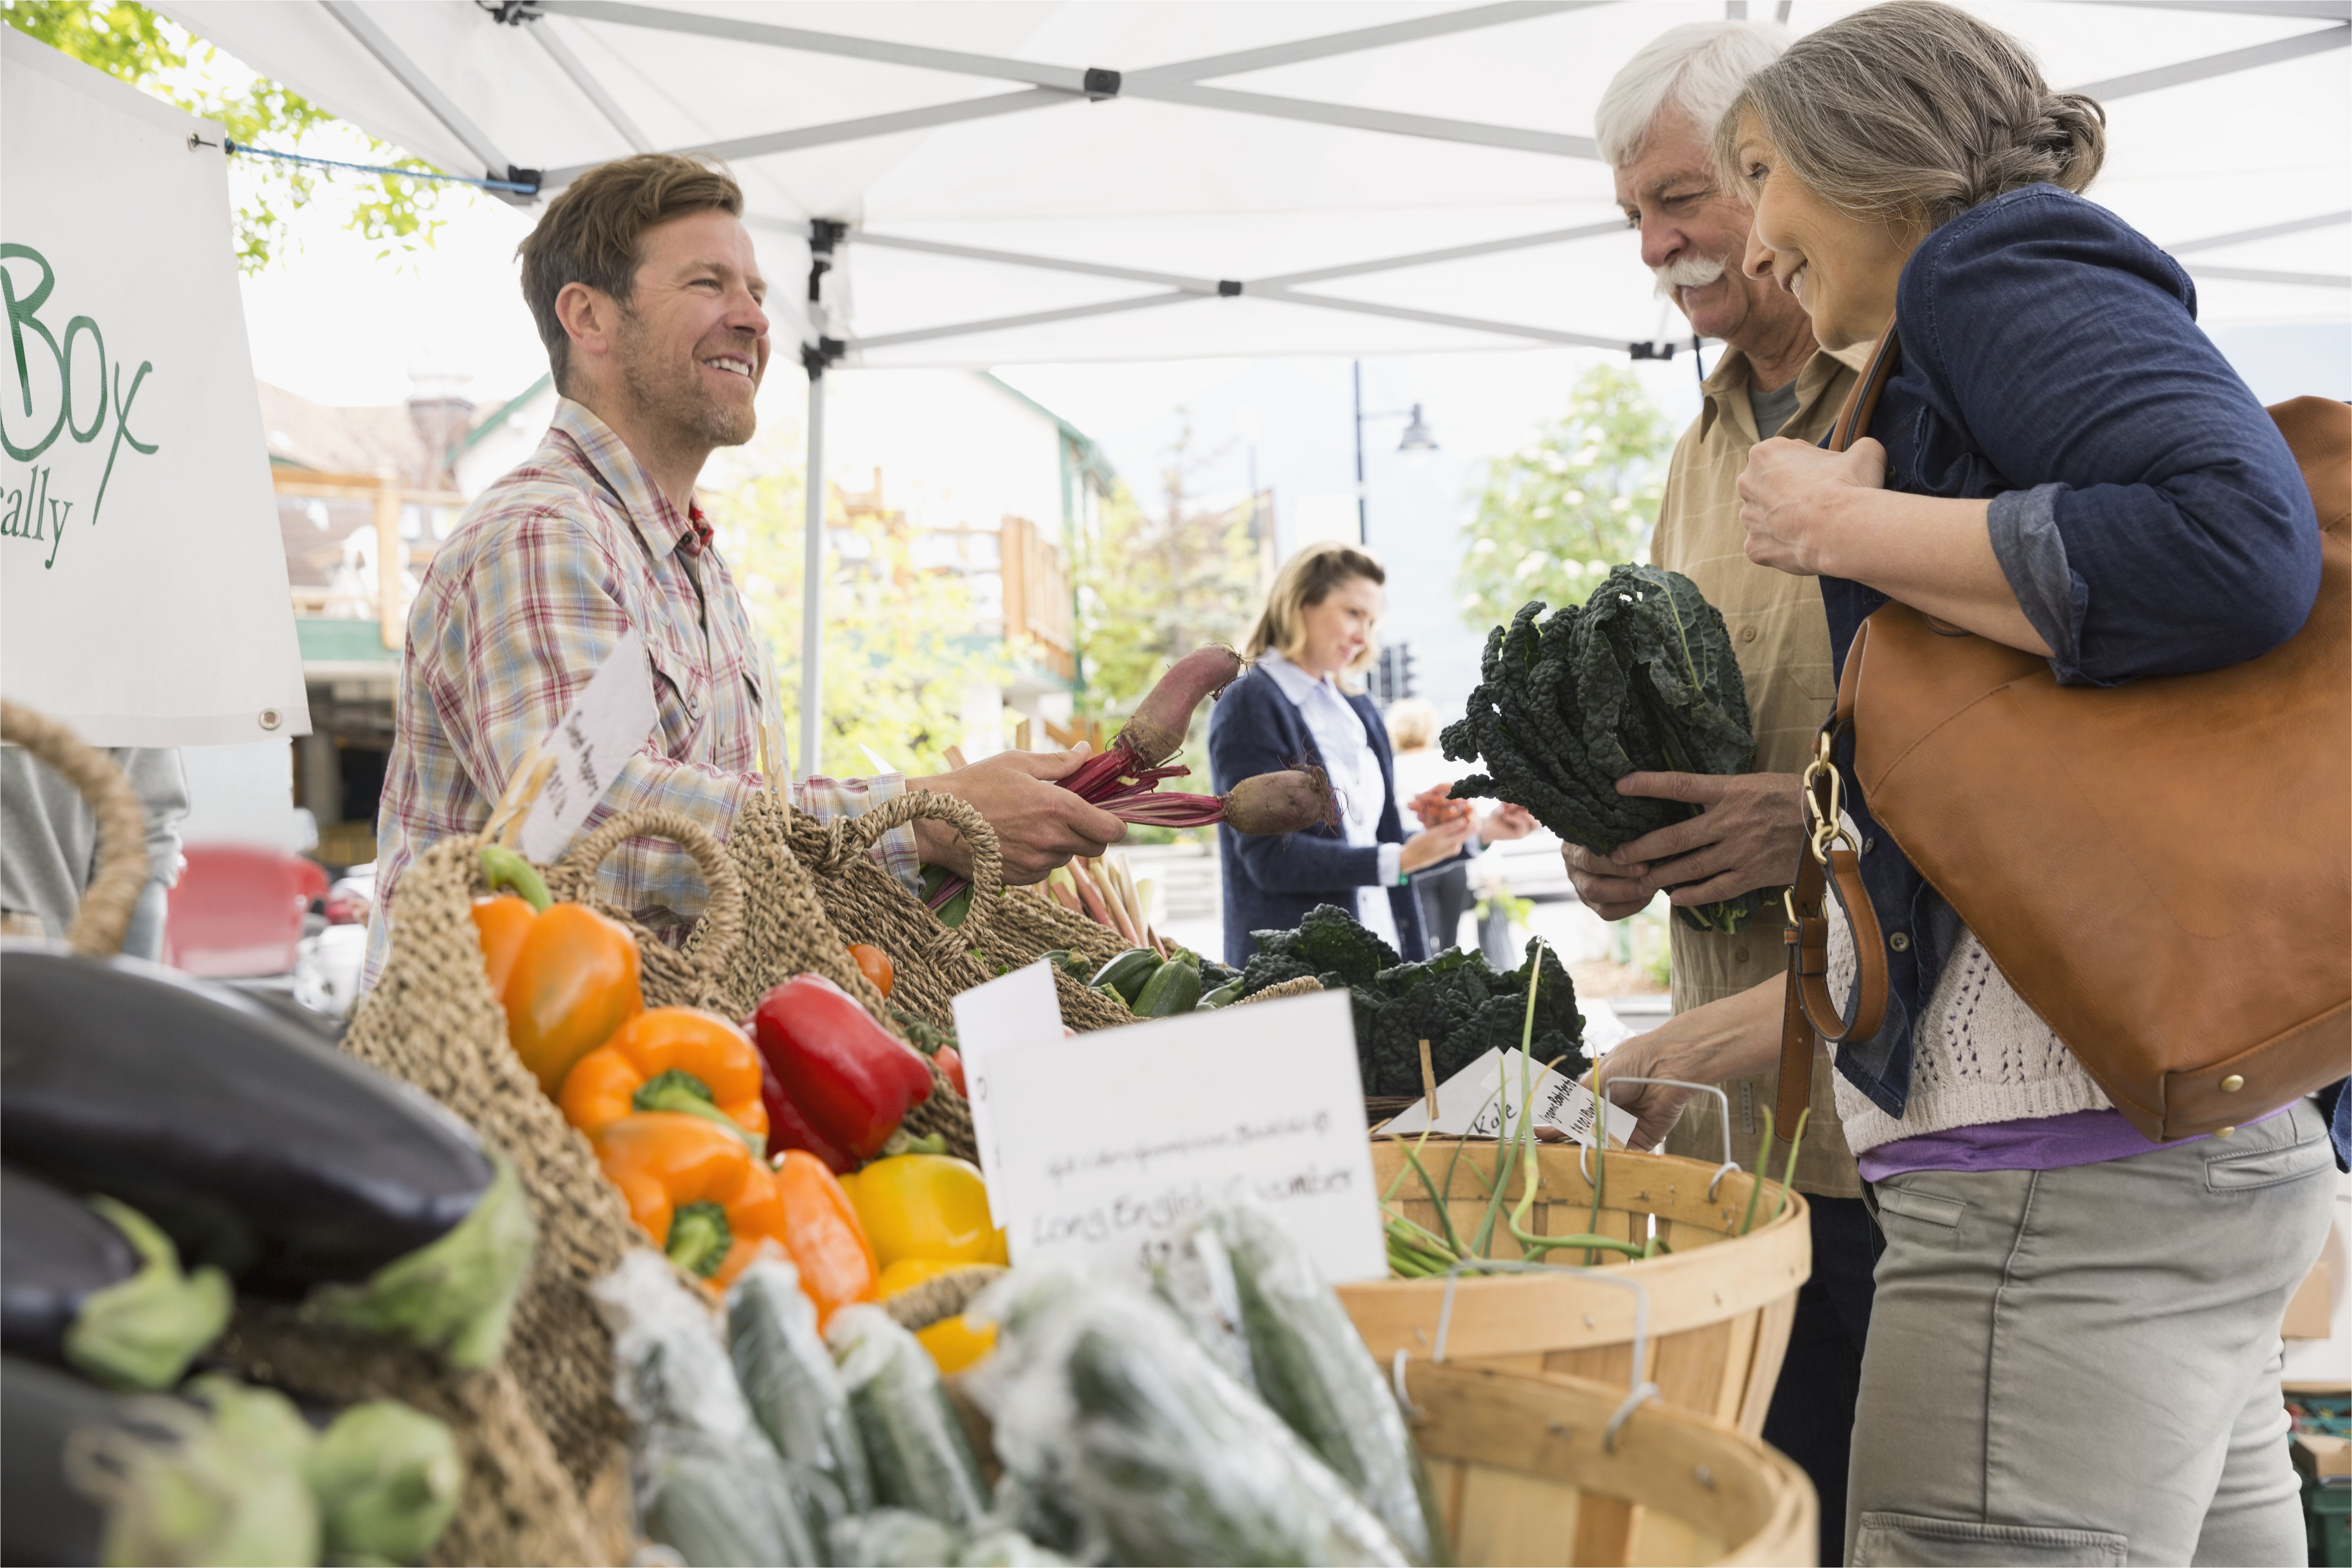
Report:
518,154,745,393
1247,541,1386,678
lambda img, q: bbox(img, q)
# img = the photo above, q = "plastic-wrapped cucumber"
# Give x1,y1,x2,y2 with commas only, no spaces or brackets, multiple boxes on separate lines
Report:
592,1251,822,1567
829,1507,962,1567
957,1526,1074,1566
1,1170,230,1390
967,1271,1409,1566
827,1304,989,1528
0,950,532,1368
727,1256,873,1529
1199,1206,1450,1565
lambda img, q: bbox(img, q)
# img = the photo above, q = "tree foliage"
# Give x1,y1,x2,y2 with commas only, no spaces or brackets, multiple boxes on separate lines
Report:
1456,365,1674,630
4,0,449,271
1074,415,1262,735
706,436,1009,782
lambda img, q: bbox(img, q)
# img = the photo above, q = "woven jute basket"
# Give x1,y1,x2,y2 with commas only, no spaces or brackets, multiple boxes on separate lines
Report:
336,805,777,1564
0,702,620,1566
711,787,1134,1040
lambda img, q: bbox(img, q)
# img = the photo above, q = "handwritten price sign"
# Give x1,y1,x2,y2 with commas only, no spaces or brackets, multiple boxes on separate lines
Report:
517,629,659,864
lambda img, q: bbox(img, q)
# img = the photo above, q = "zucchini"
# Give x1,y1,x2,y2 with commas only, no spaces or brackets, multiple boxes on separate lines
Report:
829,1507,964,1567
1089,949,1163,1005
1133,959,1203,1018
1197,980,1245,1010
969,1274,1408,1566
1,1170,230,1391
726,1257,874,1528
640,1434,822,1568
829,1304,989,1528
1202,1207,1449,1565
0,951,528,1368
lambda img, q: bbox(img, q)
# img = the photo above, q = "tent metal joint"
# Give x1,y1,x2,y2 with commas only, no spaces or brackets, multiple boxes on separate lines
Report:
1218,279,1243,297
1083,67,1122,99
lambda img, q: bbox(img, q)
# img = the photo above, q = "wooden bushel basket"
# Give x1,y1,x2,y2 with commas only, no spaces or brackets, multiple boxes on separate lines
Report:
1409,1360,1816,1566
1342,1139,1811,1436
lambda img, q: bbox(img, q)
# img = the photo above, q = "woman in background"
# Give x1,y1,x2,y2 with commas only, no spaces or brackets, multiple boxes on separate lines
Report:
1207,543,1472,969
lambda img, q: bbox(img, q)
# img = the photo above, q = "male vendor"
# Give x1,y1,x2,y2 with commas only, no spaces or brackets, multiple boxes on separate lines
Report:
1571,23,1872,1562
367,155,1123,981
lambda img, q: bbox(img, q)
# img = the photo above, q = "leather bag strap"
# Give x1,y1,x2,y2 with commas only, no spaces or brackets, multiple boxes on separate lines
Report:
1773,322,1903,1132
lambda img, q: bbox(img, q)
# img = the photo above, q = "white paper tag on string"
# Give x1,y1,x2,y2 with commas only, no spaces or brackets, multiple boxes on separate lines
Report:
1379,1047,1638,1148
518,629,659,863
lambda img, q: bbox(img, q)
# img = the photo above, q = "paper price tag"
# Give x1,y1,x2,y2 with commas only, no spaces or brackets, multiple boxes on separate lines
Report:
518,629,659,864
953,971,1385,1283
1379,1047,1639,1149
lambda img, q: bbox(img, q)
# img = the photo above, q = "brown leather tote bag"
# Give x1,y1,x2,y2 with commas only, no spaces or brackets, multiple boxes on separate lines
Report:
1776,327,2350,1143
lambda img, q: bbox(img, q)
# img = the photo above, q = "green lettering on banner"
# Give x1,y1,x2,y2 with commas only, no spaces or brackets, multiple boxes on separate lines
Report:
0,241,162,566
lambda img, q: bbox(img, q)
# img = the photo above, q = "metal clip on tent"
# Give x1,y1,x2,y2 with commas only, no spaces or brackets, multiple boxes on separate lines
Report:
1389,1258,1660,1453
1583,1077,1742,1200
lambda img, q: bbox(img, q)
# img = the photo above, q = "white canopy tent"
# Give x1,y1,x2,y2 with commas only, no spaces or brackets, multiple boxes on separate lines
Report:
159,0,2351,773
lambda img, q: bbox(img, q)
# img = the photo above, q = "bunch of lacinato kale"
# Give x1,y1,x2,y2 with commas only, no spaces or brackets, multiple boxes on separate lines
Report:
1443,564,1767,932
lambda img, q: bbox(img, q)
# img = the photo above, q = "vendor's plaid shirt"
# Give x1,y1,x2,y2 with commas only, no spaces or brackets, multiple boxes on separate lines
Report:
364,399,915,987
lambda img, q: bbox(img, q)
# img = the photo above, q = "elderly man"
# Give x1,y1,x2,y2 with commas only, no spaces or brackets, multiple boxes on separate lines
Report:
1573,22,1872,1562
367,154,1123,984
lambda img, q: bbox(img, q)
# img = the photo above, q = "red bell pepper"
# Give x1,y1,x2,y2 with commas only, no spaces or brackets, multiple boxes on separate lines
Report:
758,1056,855,1174
749,974,933,1162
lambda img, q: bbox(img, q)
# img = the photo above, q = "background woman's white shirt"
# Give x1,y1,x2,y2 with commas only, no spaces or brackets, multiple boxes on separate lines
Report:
1254,650,1403,951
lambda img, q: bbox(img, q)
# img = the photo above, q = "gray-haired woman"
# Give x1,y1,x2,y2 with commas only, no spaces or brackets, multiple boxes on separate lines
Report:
1596,3,2339,1563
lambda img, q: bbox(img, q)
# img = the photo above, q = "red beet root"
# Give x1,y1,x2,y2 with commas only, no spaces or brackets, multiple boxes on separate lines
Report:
1102,768,1336,835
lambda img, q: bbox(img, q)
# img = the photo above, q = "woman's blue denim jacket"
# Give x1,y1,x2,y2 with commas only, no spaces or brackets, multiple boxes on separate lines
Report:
1816,183,2339,1156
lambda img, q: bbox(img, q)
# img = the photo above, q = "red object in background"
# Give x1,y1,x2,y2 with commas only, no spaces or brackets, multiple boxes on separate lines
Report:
163,846,326,978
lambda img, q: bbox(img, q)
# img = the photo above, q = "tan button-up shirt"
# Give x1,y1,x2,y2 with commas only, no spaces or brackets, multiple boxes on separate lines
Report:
1650,341,1868,1198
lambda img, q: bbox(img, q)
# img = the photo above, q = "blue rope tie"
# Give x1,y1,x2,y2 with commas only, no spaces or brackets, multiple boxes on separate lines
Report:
220,138,538,195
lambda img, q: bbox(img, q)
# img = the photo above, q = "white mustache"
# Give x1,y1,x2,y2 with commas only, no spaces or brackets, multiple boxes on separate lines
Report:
1652,255,1727,299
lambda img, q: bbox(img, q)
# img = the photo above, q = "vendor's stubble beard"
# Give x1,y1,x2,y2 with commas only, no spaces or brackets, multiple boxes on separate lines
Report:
613,304,761,452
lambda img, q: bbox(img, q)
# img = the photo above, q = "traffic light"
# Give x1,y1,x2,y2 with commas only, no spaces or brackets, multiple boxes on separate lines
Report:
1374,642,1418,704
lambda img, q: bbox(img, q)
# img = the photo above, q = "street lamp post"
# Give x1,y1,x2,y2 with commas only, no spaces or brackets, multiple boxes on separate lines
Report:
1350,358,1438,546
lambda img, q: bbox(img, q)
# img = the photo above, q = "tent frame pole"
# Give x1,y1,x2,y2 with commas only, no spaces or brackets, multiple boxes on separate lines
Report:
797,220,846,785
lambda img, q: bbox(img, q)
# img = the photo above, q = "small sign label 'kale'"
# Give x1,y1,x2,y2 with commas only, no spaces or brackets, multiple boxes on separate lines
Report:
1443,565,1768,933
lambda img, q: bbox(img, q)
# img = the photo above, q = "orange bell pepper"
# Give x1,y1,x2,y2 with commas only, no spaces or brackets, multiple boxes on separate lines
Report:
559,1007,769,1156
471,894,536,996
477,847,644,1094
591,1115,878,1315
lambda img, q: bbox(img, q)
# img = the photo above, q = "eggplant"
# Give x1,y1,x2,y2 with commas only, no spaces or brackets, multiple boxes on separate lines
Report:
0,1169,228,1389
1,948,532,1368
2,1355,130,1565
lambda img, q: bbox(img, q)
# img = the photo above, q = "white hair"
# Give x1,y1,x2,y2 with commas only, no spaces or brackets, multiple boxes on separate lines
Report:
1596,20,1794,169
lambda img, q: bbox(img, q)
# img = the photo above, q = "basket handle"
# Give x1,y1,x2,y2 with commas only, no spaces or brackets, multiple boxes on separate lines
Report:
548,806,744,981
808,789,1008,947
0,701,149,958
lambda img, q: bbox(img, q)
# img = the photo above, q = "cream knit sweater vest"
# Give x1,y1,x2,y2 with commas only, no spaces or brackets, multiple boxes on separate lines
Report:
1824,880,2109,1156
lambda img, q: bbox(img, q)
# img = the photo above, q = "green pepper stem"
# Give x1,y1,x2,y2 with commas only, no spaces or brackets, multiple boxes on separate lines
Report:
633,1071,768,1159
666,1201,733,1278
479,846,552,912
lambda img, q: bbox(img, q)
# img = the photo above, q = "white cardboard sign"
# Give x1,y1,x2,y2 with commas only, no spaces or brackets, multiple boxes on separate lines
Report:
518,630,659,863
953,967,1385,1283
1379,1047,1639,1149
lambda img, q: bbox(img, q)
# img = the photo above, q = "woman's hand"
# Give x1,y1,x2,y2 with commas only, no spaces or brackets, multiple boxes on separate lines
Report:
1399,815,1475,873
1479,803,1537,844
1583,978,1785,1149
1737,436,1886,576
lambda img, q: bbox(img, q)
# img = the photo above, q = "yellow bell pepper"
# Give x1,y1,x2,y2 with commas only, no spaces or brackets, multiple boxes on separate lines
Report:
874,1258,998,1374
837,1155,1008,1269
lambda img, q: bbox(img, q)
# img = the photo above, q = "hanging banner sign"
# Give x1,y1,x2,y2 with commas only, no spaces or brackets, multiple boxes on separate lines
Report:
2,31,308,744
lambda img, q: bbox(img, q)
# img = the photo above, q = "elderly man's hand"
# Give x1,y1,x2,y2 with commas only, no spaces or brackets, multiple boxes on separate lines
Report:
1564,842,1654,921
1608,771,1805,911
906,746,1126,883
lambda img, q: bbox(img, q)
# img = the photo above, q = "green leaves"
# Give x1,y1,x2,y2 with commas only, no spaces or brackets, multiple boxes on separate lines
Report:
1456,366,1673,633
1445,566,1762,931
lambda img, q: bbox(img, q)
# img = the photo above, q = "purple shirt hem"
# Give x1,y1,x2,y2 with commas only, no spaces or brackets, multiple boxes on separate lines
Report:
1857,1105,2292,1183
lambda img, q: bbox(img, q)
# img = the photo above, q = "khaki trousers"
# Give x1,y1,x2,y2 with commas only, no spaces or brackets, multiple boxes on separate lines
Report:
1849,1098,2336,1566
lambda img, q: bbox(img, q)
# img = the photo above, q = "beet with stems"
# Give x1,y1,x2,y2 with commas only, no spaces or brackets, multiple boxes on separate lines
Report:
1095,767,1337,835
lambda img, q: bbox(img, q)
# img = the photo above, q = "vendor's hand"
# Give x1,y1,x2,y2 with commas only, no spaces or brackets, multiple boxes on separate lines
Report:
1584,977,1784,1150
1606,772,1804,910
1564,843,1653,922
1399,815,1474,874
1737,435,1884,577
905,746,1126,884
1479,802,1537,844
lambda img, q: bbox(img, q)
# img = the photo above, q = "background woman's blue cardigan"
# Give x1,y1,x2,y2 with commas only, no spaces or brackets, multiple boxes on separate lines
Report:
1206,667,1428,969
